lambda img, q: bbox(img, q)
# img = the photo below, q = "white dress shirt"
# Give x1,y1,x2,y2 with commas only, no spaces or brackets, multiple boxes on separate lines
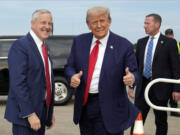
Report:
30,30,52,79
143,32,160,76
89,31,109,94
24,30,52,118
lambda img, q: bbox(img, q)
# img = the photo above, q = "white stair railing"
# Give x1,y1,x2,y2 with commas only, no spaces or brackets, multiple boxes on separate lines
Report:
144,78,180,112
0,57,8,60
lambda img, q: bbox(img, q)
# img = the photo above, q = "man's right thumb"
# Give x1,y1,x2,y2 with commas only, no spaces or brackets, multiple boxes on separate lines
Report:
78,71,83,78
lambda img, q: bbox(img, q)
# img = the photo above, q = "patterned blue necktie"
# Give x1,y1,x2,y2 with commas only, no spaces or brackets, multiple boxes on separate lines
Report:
144,37,154,79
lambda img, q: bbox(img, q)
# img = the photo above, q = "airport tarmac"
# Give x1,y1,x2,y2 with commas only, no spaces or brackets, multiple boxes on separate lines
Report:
1,96,180,135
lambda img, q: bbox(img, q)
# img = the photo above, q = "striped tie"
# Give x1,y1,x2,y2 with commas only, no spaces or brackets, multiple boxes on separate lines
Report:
144,37,154,79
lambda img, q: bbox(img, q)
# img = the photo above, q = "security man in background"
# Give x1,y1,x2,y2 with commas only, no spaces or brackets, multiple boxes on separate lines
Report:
165,28,180,117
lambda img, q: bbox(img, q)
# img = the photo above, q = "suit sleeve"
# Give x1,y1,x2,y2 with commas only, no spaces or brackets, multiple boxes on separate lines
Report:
8,40,34,118
135,40,141,66
168,38,180,92
124,41,139,85
65,38,77,84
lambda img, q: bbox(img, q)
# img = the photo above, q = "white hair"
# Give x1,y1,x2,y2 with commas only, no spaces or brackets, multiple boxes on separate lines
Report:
32,9,52,21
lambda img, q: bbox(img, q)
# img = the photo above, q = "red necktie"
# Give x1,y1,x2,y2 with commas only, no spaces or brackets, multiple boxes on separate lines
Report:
83,40,101,105
42,42,52,107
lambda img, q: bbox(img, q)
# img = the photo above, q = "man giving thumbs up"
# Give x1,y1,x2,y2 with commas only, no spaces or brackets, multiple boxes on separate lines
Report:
65,6,139,135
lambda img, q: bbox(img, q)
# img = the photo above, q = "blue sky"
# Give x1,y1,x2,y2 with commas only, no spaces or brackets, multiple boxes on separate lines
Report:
0,0,180,43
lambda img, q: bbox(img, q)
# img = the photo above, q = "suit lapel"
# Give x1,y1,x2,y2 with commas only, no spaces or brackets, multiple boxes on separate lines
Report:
152,34,164,65
82,33,93,83
99,32,115,83
141,37,149,61
138,37,149,72
27,33,45,73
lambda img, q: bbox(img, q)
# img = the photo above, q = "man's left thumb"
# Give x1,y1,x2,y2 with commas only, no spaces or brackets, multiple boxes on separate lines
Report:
125,67,130,75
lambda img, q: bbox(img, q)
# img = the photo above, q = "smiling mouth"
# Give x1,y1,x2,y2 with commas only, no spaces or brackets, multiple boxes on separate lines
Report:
41,28,51,32
96,29,104,33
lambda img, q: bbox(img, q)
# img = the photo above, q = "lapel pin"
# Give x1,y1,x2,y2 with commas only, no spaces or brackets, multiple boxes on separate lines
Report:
160,40,164,44
110,45,113,49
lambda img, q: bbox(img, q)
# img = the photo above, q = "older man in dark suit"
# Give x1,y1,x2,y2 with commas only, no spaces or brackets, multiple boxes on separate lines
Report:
130,13,180,135
65,6,139,135
5,9,55,135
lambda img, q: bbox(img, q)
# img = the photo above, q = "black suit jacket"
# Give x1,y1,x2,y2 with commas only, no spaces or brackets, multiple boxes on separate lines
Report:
135,34,180,101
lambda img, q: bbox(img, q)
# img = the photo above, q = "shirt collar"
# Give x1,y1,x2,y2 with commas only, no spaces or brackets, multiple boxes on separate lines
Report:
30,29,43,48
149,31,160,40
92,31,110,46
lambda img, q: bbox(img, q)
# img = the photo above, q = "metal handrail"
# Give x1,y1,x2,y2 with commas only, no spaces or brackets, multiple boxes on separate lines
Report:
144,78,180,113
0,39,16,42
0,39,16,60
0,38,17,60
0,57,8,60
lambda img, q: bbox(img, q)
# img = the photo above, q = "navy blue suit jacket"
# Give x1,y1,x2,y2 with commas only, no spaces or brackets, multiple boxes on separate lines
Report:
5,33,55,127
65,31,139,133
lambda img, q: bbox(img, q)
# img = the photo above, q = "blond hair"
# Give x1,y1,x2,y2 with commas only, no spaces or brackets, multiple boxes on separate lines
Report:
86,6,111,24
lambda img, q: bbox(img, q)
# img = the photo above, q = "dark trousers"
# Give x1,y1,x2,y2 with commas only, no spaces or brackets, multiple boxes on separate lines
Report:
131,77,168,135
12,104,47,135
79,95,123,135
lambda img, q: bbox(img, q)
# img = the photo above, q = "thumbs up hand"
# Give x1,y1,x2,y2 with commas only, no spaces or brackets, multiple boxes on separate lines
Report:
123,67,135,86
70,71,83,88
